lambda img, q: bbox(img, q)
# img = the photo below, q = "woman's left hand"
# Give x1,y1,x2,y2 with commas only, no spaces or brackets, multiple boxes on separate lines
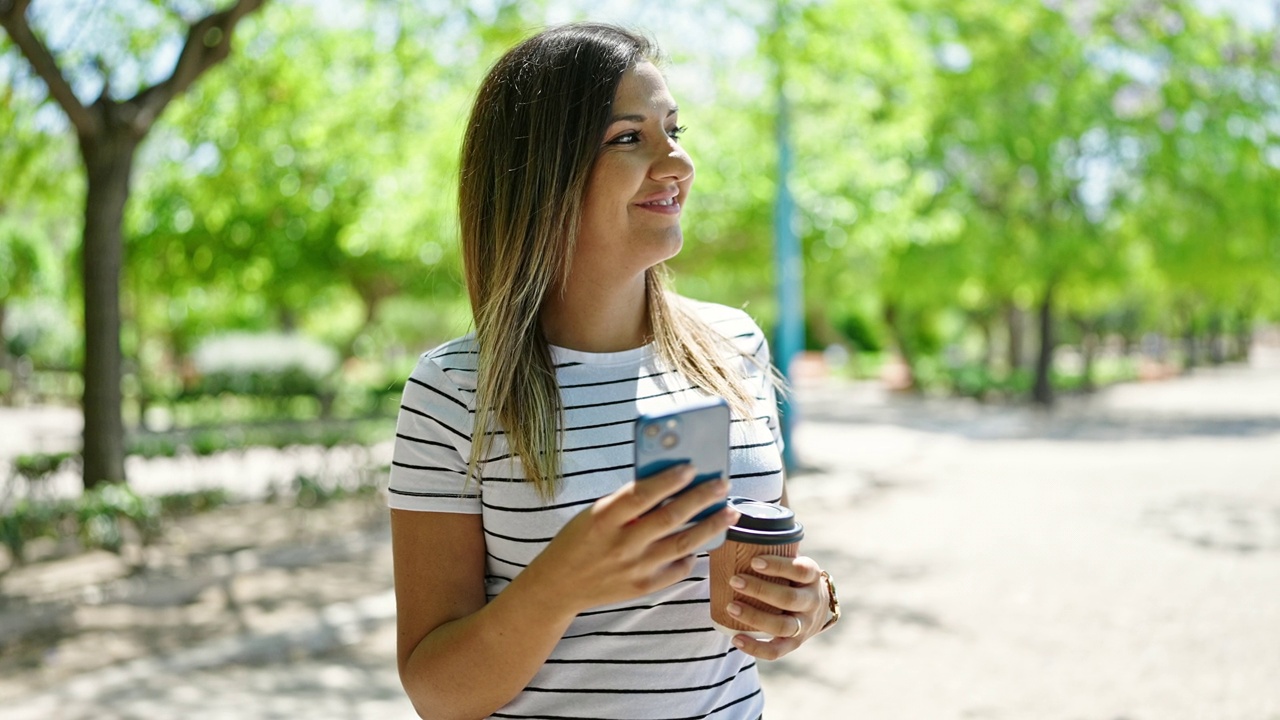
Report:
724,554,830,660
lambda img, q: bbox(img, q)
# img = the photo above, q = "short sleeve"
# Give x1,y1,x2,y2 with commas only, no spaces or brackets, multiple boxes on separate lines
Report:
387,354,481,514
749,327,785,454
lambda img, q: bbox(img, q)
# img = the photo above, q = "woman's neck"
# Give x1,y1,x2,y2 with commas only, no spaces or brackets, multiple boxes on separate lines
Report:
541,274,650,353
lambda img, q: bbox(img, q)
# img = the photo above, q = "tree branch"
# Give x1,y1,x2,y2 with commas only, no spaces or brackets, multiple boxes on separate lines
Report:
130,0,267,131
0,0,100,137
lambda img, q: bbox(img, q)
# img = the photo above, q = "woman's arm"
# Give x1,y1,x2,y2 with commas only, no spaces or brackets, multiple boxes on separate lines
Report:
392,509,572,720
392,464,738,720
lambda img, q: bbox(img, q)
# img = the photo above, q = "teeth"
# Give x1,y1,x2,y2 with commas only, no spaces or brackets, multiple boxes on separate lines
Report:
645,198,675,206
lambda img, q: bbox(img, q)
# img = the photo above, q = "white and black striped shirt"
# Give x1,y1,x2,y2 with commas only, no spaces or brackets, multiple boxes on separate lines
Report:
389,301,783,720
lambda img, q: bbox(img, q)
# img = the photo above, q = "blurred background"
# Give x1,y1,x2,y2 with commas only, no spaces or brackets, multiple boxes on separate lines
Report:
2,0,1278,718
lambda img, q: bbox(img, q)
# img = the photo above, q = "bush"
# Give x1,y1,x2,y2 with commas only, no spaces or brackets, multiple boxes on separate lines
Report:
157,489,231,517
188,332,339,399
292,472,378,509
834,311,884,353
3,299,81,369
0,497,73,563
0,484,162,565
74,484,162,553
13,451,77,482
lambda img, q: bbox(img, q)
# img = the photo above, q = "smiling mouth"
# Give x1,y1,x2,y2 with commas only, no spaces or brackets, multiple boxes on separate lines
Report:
637,197,678,208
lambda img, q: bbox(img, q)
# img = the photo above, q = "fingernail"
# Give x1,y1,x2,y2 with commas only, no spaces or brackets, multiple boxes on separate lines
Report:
751,557,767,571
727,602,742,616
730,575,746,590
732,637,745,648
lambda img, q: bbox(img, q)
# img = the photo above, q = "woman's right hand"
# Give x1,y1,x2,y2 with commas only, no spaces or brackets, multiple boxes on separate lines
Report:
521,465,738,613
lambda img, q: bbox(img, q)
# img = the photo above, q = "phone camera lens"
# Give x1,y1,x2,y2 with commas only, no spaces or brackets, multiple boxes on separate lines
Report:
643,424,660,438
660,432,678,449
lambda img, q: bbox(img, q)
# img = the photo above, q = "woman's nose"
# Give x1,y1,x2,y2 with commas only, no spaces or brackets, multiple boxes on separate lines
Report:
650,144,694,184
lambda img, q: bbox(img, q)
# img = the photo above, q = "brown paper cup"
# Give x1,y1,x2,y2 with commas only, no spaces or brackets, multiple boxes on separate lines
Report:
708,497,804,639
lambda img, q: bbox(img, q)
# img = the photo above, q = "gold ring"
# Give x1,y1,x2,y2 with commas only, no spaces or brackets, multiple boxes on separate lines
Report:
786,614,803,639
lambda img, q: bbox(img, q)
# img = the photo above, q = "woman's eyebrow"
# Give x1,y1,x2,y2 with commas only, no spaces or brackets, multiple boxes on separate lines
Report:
607,107,679,124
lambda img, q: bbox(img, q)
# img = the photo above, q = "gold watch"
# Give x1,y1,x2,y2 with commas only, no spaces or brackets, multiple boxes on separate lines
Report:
819,570,841,631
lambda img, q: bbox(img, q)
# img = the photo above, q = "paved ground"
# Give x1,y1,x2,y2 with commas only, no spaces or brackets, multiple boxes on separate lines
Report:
2,349,1278,719
767,355,1280,720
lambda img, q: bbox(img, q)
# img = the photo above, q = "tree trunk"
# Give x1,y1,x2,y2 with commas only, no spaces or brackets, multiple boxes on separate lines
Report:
1079,320,1097,394
883,302,918,392
1,0,269,489
1032,286,1055,406
1208,313,1225,366
1182,313,1198,372
80,132,138,489
978,312,994,374
1006,302,1025,374
1235,309,1253,363
0,300,10,403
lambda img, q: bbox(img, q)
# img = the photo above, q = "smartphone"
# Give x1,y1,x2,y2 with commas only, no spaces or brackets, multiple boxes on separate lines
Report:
635,397,731,539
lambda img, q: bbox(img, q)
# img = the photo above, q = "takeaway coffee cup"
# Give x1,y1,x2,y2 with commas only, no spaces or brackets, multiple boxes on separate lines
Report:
709,496,805,639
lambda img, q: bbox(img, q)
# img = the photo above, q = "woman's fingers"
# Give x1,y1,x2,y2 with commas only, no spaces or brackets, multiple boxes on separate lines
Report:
628,475,733,544
728,557,823,614
593,464,696,524
746,555,822,586
731,630,801,661
649,504,738,560
720,555,829,659
725,601,801,641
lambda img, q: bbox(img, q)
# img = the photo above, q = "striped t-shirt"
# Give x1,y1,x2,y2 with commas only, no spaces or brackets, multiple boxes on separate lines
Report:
388,300,784,720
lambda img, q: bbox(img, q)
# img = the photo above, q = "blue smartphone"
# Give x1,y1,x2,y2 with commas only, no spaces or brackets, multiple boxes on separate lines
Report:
635,397,731,536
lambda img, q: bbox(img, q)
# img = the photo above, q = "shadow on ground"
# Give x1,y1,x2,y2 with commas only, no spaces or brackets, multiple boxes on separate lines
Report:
801,396,1280,442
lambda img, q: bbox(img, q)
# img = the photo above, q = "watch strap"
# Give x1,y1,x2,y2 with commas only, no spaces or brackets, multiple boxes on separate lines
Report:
819,570,840,631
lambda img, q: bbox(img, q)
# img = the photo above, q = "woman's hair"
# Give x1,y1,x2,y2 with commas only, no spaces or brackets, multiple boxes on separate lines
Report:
459,23,759,499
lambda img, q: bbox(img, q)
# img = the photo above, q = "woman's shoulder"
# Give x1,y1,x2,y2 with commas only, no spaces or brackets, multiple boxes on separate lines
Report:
678,297,767,353
409,334,480,397
423,334,480,365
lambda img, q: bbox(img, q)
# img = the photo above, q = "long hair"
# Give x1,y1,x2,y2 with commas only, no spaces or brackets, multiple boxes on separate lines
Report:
459,23,759,499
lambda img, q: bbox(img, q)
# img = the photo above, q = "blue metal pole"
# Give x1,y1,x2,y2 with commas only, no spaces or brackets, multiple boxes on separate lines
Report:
772,6,804,475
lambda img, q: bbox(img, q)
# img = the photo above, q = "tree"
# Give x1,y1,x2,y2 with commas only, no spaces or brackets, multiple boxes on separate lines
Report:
913,0,1125,404
1106,0,1280,369
1,48,76,399
0,0,267,488
126,1,467,379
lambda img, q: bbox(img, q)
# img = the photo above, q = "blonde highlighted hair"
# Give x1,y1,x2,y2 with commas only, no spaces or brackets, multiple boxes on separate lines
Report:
459,23,761,499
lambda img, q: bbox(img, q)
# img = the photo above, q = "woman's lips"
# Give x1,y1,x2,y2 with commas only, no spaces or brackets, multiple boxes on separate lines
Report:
635,197,681,215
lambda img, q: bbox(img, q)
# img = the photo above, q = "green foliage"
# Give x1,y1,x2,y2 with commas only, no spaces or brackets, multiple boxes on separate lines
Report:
13,451,77,482
3,0,1277,416
0,484,160,564
127,2,470,364
831,312,883,354
184,332,338,402
0,496,69,563
75,483,162,552
291,472,376,508
156,488,231,517
0,485,233,566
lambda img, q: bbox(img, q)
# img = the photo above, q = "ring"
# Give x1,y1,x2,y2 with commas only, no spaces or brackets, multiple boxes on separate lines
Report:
784,614,803,639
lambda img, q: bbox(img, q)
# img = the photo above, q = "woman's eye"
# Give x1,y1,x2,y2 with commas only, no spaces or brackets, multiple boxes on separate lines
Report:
609,131,640,145
668,125,687,141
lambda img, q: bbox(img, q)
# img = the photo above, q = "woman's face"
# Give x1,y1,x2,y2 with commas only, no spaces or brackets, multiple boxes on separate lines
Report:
573,61,695,287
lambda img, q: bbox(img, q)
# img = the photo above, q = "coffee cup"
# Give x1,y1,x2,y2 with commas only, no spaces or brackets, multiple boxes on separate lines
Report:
709,496,804,639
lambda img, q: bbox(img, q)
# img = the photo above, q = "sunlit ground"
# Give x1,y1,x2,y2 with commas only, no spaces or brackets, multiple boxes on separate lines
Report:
0,341,1274,718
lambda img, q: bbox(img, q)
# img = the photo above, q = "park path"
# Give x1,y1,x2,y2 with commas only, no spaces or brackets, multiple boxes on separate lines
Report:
766,355,1280,720
2,350,1278,719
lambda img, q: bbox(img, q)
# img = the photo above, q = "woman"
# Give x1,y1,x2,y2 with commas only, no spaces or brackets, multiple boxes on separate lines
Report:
389,23,838,720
